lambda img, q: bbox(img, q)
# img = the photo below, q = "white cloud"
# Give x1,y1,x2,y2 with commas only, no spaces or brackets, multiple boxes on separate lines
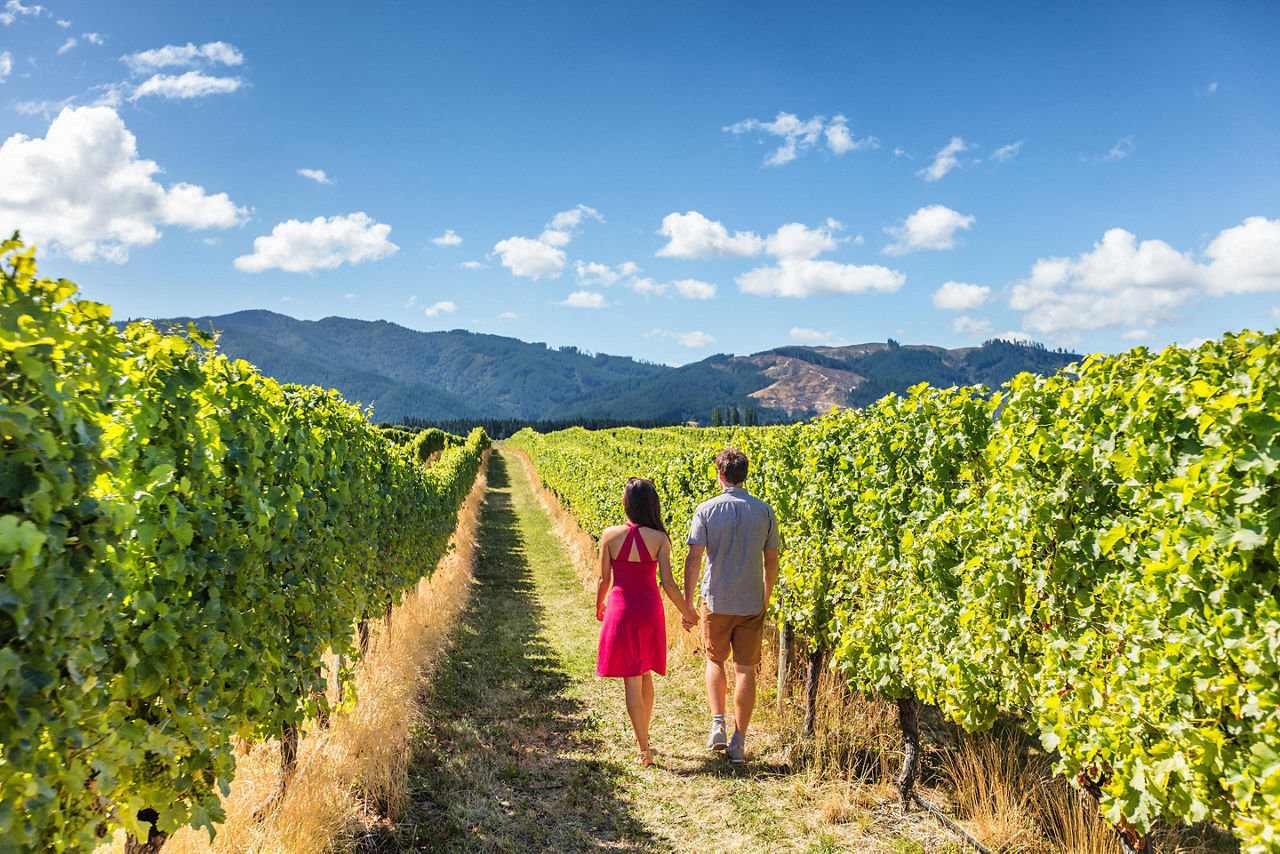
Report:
1098,136,1135,162
724,111,876,165
1198,81,1219,96
789,327,845,345
431,229,462,246
673,278,716,300
461,260,486,270
656,210,764,259
0,1,44,25
82,32,102,45
952,315,993,337
993,330,1034,345
618,261,641,276
498,311,519,320
298,167,335,185
560,289,607,309
932,280,991,311
0,51,11,82
649,329,716,348
893,147,910,158
576,260,620,286
629,276,667,297
991,141,1023,162
766,219,844,259
1119,329,1153,341
1203,216,1280,293
234,212,398,274
343,292,357,299
123,41,244,72
424,300,456,318
56,37,76,54
1006,219,1280,335
0,106,246,262
494,205,599,280
405,295,417,308
917,137,972,181
493,235,565,279
737,258,905,298
131,71,243,100
1270,305,1280,324
883,205,975,255
56,18,68,27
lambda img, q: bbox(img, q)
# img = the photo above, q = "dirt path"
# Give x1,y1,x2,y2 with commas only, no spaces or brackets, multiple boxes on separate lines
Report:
401,450,940,853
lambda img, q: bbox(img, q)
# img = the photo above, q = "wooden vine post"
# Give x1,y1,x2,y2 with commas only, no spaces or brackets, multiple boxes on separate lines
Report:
802,646,826,738
776,621,794,714
895,693,920,812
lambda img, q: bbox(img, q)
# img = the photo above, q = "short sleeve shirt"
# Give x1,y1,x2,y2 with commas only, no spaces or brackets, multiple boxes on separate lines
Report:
687,485,780,616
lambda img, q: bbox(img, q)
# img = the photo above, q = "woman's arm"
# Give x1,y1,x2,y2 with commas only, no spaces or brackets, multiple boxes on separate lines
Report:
656,536,698,629
596,530,614,621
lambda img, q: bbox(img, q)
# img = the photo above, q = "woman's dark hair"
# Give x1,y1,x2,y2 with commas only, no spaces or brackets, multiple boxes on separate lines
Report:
623,477,667,535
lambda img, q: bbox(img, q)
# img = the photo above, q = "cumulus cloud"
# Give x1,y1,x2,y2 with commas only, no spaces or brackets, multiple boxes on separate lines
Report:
656,210,764,259
560,289,607,309
724,112,876,165
737,258,904,298
494,204,600,280
932,280,991,311
883,205,975,255
1007,217,1280,335
766,219,845,259
993,330,1034,345
649,329,715,348
298,167,335,184
917,136,972,182
0,1,44,25
234,212,398,273
424,300,456,318
122,41,244,72
0,50,11,82
431,229,462,246
82,32,102,45
673,278,716,299
131,71,242,100
952,315,993,337
1119,329,1153,341
0,106,246,262
57,37,76,54
493,235,566,279
629,277,667,297
991,141,1023,162
460,260,486,270
576,260,621,286
789,327,846,345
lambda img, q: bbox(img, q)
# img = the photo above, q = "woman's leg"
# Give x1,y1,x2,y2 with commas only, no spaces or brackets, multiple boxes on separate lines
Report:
642,672,655,733
623,675,650,754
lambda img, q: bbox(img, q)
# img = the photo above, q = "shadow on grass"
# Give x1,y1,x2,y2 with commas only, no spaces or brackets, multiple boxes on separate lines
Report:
395,453,658,852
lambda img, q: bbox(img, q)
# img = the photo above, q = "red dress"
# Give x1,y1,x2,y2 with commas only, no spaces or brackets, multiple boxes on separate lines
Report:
597,524,667,677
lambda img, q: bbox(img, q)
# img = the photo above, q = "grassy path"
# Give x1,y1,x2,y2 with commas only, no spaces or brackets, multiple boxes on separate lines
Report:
402,450,930,853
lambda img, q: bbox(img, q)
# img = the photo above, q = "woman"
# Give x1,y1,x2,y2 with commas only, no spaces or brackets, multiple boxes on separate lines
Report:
596,477,699,766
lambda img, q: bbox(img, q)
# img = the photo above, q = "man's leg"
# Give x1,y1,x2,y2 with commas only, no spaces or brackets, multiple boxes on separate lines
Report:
705,657,728,716
732,662,757,736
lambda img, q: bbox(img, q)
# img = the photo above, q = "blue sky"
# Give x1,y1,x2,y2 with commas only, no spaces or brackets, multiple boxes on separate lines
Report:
2,1,1279,365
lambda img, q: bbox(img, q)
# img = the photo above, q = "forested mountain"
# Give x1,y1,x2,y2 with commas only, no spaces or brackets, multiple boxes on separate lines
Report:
144,310,1081,424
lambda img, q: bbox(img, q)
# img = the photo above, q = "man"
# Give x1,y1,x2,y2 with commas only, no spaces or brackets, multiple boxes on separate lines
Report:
682,447,780,764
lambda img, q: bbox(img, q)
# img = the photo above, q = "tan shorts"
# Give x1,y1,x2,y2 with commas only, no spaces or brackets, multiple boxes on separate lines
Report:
701,603,765,666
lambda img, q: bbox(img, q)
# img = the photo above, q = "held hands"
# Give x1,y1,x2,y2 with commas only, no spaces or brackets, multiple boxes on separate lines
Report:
680,601,699,632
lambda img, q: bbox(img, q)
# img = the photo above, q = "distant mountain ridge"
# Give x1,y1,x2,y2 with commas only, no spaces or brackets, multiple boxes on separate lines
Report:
147,310,1081,423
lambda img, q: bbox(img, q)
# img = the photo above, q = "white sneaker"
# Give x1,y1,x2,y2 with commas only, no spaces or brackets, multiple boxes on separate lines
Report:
726,731,746,763
706,719,727,751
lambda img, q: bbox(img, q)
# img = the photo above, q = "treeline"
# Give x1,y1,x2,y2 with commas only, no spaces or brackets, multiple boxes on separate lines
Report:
397,415,686,439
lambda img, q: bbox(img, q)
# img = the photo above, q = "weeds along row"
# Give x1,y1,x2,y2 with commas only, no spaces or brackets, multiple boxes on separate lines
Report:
0,241,490,852
506,329,1279,854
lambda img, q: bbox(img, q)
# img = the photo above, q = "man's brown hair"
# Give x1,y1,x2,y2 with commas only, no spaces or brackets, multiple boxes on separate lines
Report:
715,447,749,485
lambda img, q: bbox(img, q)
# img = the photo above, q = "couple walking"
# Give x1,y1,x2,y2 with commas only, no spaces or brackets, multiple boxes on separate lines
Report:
594,448,781,766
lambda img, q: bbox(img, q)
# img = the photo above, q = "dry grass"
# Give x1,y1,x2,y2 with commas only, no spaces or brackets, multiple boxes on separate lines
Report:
140,450,490,854
937,730,1045,852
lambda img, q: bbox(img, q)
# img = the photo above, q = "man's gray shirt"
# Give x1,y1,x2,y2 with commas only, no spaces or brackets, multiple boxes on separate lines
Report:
687,485,780,616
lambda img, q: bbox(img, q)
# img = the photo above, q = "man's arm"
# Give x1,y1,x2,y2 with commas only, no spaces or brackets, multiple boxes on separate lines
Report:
763,547,779,612
683,545,704,613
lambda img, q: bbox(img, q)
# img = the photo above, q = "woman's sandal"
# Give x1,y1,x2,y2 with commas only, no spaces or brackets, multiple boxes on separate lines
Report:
636,748,654,767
